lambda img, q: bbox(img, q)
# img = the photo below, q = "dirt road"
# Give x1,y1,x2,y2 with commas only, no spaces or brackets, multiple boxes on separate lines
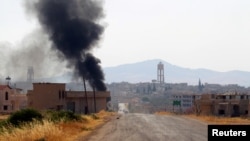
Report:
82,113,207,141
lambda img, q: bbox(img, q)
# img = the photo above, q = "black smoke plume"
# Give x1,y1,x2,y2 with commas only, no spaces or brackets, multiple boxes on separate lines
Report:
28,0,107,91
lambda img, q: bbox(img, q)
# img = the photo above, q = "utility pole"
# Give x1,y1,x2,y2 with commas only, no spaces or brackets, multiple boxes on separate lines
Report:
83,78,89,114
93,86,97,113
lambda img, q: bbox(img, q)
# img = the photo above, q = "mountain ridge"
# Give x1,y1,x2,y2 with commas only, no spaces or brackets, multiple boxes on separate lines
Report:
103,59,250,87
24,59,250,88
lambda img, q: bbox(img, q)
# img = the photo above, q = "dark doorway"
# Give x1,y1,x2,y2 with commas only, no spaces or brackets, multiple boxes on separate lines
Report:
67,102,75,113
218,109,225,115
231,105,240,117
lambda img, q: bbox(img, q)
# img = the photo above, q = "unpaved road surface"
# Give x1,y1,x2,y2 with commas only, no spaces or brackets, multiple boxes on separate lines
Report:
83,113,207,141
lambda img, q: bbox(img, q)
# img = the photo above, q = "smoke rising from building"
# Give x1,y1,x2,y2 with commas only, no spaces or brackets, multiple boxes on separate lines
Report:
26,0,107,91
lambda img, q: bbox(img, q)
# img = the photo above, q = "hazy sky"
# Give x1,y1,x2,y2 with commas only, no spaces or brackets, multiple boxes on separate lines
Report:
1,0,250,72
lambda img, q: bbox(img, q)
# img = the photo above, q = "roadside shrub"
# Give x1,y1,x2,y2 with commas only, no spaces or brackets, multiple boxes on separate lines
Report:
0,120,12,132
44,110,82,122
90,113,100,120
0,120,9,128
7,108,43,127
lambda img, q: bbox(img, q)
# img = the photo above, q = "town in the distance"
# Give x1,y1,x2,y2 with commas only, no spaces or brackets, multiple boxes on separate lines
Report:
1,61,250,118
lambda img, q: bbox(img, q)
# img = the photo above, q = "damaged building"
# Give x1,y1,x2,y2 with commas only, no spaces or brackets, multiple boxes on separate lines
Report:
27,83,111,114
193,92,250,117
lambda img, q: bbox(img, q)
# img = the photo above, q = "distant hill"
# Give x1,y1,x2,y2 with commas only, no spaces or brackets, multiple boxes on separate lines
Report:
18,59,250,88
103,59,250,87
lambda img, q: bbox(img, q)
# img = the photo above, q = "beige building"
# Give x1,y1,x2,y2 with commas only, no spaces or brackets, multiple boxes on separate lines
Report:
193,93,250,117
27,83,111,114
0,85,27,114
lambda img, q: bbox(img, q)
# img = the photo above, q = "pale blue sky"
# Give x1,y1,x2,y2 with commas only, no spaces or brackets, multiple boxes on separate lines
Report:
1,0,250,72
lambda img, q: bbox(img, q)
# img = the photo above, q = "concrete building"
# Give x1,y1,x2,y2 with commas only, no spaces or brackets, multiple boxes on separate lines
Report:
66,91,111,113
193,92,250,117
171,93,195,113
0,85,27,114
27,83,111,114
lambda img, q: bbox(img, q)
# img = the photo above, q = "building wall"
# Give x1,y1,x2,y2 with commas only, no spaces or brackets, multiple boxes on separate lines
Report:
213,99,249,116
12,94,27,111
171,94,195,113
66,91,111,114
248,104,250,117
195,93,250,117
27,83,111,114
27,83,66,111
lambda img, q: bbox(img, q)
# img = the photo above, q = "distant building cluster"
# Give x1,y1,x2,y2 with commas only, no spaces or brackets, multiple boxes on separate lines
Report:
2,62,250,118
106,61,250,117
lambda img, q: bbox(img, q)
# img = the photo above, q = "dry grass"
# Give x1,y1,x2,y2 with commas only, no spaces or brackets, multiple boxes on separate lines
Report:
0,120,64,141
65,110,117,140
0,110,116,141
0,115,9,121
155,111,250,124
184,114,250,124
154,111,174,116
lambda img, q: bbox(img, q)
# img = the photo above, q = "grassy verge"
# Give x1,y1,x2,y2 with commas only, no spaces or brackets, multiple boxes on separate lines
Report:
0,110,116,141
184,114,250,124
155,111,250,124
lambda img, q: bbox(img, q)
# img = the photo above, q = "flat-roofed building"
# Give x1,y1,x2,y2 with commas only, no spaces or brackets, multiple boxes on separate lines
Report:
27,83,111,114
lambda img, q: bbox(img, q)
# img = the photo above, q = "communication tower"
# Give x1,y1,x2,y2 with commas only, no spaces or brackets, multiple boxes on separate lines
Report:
157,62,164,84
27,66,34,82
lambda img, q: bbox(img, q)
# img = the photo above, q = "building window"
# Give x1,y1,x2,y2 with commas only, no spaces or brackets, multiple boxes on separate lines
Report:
59,90,61,99
62,91,65,99
57,105,63,111
5,92,8,100
3,105,8,111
